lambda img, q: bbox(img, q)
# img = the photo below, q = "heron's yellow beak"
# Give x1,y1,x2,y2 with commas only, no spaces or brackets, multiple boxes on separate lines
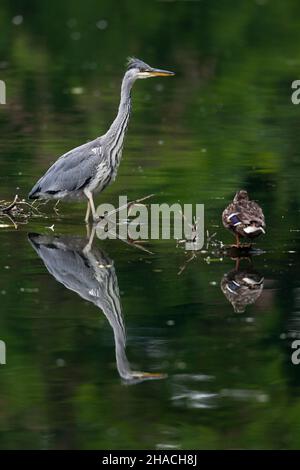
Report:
131,371,167,379
149,68,175,77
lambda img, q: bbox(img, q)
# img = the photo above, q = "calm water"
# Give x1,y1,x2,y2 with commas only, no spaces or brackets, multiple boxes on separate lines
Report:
1,0,300,450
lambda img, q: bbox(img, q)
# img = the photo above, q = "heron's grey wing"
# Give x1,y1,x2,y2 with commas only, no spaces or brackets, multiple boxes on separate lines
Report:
28,234,164,383
28,234,100,302
28,234,124,321
28,233,129,377
29,138,103,197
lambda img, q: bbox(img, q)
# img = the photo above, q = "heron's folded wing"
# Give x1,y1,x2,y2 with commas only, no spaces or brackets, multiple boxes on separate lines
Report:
31,139,103,195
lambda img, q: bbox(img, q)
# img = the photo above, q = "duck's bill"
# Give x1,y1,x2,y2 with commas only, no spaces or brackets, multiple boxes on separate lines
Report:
149,68,175,77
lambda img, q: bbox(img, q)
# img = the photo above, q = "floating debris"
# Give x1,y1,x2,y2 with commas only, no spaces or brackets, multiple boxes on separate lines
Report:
0,195,43,228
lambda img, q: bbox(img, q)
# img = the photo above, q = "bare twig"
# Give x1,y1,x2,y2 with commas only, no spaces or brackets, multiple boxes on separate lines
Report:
116,236,153,255
1,195,18,213
16,199,43,215
54,200,60,215
102,194,154,219
1,212,18,229
177,252,197,276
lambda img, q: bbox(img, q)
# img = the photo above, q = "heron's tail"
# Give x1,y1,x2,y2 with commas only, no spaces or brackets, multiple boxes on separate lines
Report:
28,185,41,200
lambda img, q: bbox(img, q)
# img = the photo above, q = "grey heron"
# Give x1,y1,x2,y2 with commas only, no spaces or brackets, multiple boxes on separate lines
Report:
28,231,166,383
28,58,174,222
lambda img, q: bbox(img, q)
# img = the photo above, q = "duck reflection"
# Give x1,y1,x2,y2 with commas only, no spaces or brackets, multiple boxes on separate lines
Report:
28,231,165,384
221,250,264,313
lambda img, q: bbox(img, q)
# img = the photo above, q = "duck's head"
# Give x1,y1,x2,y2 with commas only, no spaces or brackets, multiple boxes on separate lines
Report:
234,189,249,203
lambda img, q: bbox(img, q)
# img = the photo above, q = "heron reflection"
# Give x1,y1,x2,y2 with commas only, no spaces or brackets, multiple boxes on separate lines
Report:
28,231,165,383
221,250,264,313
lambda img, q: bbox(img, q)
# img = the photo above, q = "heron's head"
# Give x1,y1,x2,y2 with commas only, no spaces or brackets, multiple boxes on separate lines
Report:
126,57,175,80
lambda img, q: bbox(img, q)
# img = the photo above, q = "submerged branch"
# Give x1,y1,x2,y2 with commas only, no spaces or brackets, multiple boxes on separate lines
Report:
1,195,18,213
0,194,44,228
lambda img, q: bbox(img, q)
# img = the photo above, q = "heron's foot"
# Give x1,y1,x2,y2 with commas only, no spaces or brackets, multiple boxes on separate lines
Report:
84,214,105,224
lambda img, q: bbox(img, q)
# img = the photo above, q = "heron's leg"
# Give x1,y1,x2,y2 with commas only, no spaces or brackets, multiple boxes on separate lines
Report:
235,233,240,247
84,189,97,222
85,201,91,224
86,223,91,239
83,225,96,253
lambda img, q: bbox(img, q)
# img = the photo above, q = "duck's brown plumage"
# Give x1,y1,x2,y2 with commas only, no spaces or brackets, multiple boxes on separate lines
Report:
221,267,264,313
222,190,266,245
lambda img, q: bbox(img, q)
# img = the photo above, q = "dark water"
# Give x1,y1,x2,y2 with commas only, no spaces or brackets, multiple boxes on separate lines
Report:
1,0,300,450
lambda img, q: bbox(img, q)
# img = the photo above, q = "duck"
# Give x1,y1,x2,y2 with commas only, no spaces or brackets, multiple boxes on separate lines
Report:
222,190,266,247
220,264,264,313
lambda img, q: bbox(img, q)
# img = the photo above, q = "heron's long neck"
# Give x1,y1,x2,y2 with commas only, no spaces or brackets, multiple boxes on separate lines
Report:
93,260,133,381
100,287,133,381
104,74,134,165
